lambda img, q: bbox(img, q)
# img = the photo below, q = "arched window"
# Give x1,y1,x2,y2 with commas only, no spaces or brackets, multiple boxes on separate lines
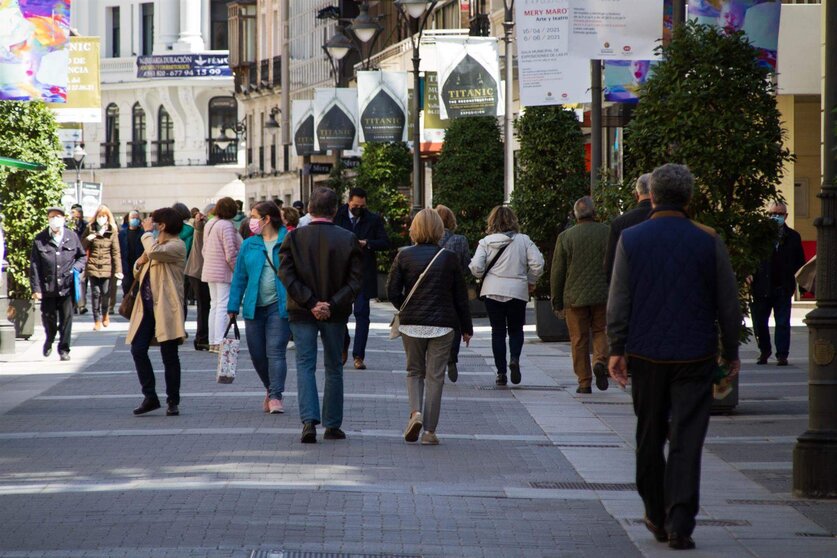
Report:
155,106,174,166
130,102,147,167
103,103,120,168
208,96,239,165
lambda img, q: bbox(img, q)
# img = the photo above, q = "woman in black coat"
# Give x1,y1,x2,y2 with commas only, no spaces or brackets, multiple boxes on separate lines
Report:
386,209,473,446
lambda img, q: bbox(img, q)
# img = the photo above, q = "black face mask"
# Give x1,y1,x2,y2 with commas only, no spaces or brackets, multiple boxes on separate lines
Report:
350,206,366,218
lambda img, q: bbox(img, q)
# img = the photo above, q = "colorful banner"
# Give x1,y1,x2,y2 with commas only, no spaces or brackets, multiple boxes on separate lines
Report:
136,54,232,78
357,71,408,143
435,36,503,120
314,88,358,152
569,0,663,60
0,0,71,102
292,100,317,156
421,72,448,147
603,60,659,103
48,37,101,123
515,0,591,106
688,0,781,70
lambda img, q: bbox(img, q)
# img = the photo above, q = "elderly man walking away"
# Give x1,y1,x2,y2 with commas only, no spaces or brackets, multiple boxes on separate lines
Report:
551,196,611,393
604,173,653,283
278,187,364,444
607,164,741,550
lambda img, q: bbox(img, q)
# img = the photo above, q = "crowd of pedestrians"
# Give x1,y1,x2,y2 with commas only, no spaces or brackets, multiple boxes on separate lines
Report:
27,162,812,551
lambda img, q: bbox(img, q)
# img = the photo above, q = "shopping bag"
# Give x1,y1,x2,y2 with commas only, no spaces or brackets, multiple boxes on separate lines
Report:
72,268,82,305
216,318,240,384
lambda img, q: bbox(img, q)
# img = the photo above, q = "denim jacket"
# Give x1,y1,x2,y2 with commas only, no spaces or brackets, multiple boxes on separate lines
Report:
228,228,288,320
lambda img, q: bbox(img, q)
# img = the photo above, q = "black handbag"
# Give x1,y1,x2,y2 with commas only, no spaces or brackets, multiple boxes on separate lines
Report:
118,277,140,320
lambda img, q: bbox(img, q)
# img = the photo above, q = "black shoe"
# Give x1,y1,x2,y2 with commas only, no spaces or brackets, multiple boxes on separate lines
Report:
495,373,508,386
643,517,667,543
59,352,70,362
301,422,317,444
509,359,521,385
323,427,346,440
43,344,52,357
668,533,695,550
447,362,458,383
341,350,348,366
194,342,210,351
166,404,179,416
777,357,789,366
79,307,88,315
757,352,771,365
133,397,161,415
576,386,592,394
593,362,609,391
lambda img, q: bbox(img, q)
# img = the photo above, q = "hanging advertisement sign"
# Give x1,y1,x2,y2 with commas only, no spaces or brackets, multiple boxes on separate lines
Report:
435,36,503,120
48,37,101,123
61,182,79,215
292,100,317,156
603,60,659,103
314,88,358,152
0,0,71,102
357,71,409,143
568,0,663,60
421,72,449,146
515,0,591,106
136,53,232,78
79,182,103,220
688,0,781,70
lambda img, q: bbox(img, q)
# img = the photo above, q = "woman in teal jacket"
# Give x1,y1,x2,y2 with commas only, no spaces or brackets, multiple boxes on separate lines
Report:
228,201,290,414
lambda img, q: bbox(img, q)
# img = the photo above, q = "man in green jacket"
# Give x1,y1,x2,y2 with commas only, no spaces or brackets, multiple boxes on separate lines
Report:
551,196,610,393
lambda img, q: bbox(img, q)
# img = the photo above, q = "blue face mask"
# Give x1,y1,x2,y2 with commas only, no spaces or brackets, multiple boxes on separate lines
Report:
130,218,141,228
771,215,786,227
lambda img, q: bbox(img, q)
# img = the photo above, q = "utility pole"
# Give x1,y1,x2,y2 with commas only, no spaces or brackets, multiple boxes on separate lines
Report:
590,60,602,193
502,0,515,204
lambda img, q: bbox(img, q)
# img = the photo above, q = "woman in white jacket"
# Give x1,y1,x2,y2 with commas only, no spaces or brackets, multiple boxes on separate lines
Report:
470,206,544,386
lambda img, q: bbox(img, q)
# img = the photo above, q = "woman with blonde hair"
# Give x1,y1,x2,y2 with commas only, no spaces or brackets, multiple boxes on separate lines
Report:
201,197,242,352
81,205,122,330
470,206,544,386
387,209,473,445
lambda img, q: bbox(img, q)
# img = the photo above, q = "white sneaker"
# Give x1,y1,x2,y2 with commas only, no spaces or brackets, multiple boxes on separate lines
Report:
287,341,295,350
404,412,422,443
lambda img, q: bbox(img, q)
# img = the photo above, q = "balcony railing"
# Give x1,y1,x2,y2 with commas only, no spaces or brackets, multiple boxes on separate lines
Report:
152,140,175,167
272,56,281,87
248,63,257,89
101,142,120,168
207,139,239,165
258,146,264,172
270,144,276,171
127,141,147,168
259,59,270,88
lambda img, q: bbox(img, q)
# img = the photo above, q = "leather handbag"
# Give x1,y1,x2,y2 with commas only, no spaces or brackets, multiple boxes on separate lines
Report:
118,275,140,320
389,249,446,339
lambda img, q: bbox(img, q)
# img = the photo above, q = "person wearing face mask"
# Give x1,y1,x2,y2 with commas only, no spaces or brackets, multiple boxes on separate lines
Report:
749,202,806,366
228,201,291,414
30,207,87,361
119,210,145,296
334,187,391,370
81,205,123,331
69,204,89,315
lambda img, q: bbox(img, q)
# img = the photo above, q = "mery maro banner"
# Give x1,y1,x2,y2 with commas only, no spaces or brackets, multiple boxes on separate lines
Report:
292,100,317,157
435,36,503,120
357,71,409,143
568,0,663,60
314,88,358,152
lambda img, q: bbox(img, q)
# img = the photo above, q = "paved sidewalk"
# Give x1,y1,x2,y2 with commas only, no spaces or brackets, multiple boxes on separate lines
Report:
0,301,834,557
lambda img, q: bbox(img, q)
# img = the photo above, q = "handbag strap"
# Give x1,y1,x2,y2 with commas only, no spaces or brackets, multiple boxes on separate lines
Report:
482,242,510,281
223,317,240,340
399,249,446,313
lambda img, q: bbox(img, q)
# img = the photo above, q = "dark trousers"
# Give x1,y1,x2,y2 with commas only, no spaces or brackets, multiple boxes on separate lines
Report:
89,275,111,322
449,325,461,365
41,294,74,354
131,301,181,404
188,276,210,346
344,291,371,360
77,273,88,310
122,272,135,295
750,293,793,358
108,275,117,313
630,357,714,537
484,298,527,374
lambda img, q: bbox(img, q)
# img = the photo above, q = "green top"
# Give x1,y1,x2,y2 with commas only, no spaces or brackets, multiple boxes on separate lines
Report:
257,237,278,307
551,221,610,310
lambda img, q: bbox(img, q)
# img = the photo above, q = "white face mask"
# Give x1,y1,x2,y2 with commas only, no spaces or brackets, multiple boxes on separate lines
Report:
97,216,108,227
49,216,65,231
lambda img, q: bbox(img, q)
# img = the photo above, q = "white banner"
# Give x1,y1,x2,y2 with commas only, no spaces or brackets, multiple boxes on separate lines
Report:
435,36,504,120
515,0,591,106
314,88,358,152
569,0,663,60
292,100,317,156
79,182,103,220
357,71,409,143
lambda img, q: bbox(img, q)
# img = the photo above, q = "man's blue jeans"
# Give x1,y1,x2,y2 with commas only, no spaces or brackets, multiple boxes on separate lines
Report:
345,292,371,360
244,304,291,400
290,320,345,428
751,293,793,359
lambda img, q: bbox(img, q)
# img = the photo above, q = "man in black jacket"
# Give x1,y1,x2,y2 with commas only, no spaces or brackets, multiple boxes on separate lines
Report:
279,187,364,444
750,202,806,366
334,187,391,370
604,173,652,283
30,207,87,360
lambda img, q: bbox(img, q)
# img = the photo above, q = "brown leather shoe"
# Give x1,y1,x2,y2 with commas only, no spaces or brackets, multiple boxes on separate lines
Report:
93,321,102,331
354,357,366,370
643,516,667,542
102,315,110,327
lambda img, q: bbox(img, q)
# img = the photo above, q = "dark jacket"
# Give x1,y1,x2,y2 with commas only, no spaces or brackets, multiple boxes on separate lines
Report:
120,226,145,277
334,204,390,298
278,221,364,323
30,227,87,297
751,225,805,299
604,198,652,283
439,229,471,273
387,244,473,335
607,209,741,363
81,223,122,279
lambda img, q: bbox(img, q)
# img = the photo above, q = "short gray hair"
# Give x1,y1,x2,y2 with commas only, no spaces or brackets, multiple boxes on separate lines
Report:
309,187,338,218
769,201,787,214
573,196,595,220
649,164,694,207
635,173,651,196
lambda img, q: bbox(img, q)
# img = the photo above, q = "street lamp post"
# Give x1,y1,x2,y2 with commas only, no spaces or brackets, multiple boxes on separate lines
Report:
395,0,438,215
793,0,837,499
72,144,86,203
502,0,515,204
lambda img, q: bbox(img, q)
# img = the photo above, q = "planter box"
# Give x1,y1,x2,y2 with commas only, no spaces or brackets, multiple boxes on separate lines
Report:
376,272,389,302
534,299,570,342
8,299,36,340
711,373,739,413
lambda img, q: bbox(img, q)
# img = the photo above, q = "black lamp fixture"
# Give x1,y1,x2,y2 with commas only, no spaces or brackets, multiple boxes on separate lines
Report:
324,30,354,63
264,106,281,130
214,118,247,151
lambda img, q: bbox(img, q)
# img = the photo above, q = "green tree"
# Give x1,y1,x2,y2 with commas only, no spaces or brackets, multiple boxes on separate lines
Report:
323,158,352,200
432,116,504,250
355,142,412,271
625,22,794,324
0,101,65,299
511,106,587,297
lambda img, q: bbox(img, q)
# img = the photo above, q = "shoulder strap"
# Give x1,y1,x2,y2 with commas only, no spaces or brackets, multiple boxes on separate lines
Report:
483,242,510,279
399,249,446,313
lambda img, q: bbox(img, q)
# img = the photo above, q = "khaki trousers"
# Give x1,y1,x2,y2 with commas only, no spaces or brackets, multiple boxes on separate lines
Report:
401,331,454,433
564,304,608,388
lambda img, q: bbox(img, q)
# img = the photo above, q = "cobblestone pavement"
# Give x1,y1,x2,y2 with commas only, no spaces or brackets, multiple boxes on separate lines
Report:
0,302,835,557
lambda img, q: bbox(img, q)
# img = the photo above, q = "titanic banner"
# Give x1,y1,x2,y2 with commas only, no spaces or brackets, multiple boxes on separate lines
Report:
357,70,408,143
435,36,504,120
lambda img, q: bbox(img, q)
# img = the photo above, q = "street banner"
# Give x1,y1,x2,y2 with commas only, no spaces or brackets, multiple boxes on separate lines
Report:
79,182,103,220
357,71,408,143
292,100,317,156
314,88,358,152
568,0,663,60
57,126,82,158
688,0,781,70
136,53,232,78
603,60,659,102
515,0,591,106
48,37,101,123
421,72,448,147
61,182,79,215
0,0,71,102
435,36,503,120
